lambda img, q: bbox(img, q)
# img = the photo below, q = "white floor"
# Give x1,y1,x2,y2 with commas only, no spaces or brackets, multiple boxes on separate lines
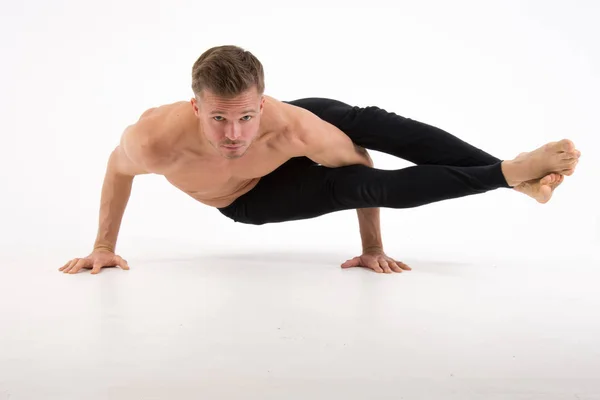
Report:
2,244,599,400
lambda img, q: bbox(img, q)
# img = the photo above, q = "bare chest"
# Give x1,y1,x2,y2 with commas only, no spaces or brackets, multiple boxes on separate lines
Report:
163,142,293,205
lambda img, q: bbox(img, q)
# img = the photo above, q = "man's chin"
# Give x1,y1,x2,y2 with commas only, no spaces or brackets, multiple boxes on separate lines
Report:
220,145,247,158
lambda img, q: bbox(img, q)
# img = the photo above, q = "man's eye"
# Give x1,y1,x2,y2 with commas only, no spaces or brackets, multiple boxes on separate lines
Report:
213,116,224,121
241,116,252,121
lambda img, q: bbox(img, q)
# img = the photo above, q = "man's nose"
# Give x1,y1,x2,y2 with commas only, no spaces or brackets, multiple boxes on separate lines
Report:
225,123,241,140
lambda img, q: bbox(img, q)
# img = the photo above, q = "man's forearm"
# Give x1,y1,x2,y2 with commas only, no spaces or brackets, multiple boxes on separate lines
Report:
352,147,383,252
357,207,383,252
93,151,135,253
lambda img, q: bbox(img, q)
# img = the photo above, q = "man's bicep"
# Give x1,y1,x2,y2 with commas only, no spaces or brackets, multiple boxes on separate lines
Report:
111,125,153,176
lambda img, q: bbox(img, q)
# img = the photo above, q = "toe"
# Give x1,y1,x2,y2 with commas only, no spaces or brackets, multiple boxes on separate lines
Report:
551,173,561,183
540,174,551,185
538,184,552,204
562,150,579,160
558,139,575,153
553,175,565,187
540,174,555,185
560,157,578,169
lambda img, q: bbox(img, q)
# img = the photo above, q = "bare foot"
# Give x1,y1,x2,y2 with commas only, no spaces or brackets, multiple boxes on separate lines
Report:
502,139,580,186
513,172,564,203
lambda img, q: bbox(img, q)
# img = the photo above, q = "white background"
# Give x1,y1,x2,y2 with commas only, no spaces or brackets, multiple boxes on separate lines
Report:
1,0,599,399
0,0,598,260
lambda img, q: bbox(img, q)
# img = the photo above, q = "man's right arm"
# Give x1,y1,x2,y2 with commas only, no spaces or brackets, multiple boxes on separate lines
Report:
92,123,153,253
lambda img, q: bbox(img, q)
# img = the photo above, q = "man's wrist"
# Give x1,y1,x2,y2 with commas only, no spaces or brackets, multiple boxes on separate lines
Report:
93,244,115,253
362,245,384,253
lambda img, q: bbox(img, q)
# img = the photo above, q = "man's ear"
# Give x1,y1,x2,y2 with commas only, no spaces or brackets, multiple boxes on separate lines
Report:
190,97,200,115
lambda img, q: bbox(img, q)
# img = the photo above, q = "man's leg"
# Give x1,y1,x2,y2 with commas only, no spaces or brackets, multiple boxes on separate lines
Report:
217,156,511,225
284,97,580,203
284,97,500,167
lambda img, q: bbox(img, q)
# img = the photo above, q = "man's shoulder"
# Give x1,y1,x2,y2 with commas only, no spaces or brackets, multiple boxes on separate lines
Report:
135,101,190,137
122,102,190,170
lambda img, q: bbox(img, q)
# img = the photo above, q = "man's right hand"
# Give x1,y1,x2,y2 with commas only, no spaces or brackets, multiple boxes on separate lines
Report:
59,249,130,274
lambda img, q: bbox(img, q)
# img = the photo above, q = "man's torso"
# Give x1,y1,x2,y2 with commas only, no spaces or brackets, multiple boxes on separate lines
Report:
133,95,308,208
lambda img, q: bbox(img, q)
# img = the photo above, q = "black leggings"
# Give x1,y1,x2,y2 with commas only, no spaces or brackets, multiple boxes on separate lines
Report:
217,97,511,225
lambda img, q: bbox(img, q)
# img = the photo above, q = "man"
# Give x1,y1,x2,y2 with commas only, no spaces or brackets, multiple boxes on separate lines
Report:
59,45,580,275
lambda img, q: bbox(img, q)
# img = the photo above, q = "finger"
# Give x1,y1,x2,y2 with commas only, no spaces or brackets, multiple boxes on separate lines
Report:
379,260,393,274
116,256,130,270
68,258,88,274
91,260,103,274
341,257,361,269
367,261,384,274
59,260,73,271
398,261,412,271
388,261,404,273
62,259,79,273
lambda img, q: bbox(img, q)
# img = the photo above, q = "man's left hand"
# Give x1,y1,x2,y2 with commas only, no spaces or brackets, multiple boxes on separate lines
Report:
341,249,411,274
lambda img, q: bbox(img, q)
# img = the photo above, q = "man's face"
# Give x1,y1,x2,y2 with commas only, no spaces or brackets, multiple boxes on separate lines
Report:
191,87,265,159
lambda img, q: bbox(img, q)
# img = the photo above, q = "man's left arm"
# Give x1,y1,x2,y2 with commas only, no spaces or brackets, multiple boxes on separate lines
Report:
342,149,410,274
291,109,410,273
352,149,384,252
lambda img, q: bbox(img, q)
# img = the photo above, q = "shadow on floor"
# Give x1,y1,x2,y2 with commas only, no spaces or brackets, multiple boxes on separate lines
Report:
142,249,483,276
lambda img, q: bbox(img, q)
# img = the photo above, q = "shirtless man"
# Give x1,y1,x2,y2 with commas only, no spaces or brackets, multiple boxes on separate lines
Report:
59,45,581,275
